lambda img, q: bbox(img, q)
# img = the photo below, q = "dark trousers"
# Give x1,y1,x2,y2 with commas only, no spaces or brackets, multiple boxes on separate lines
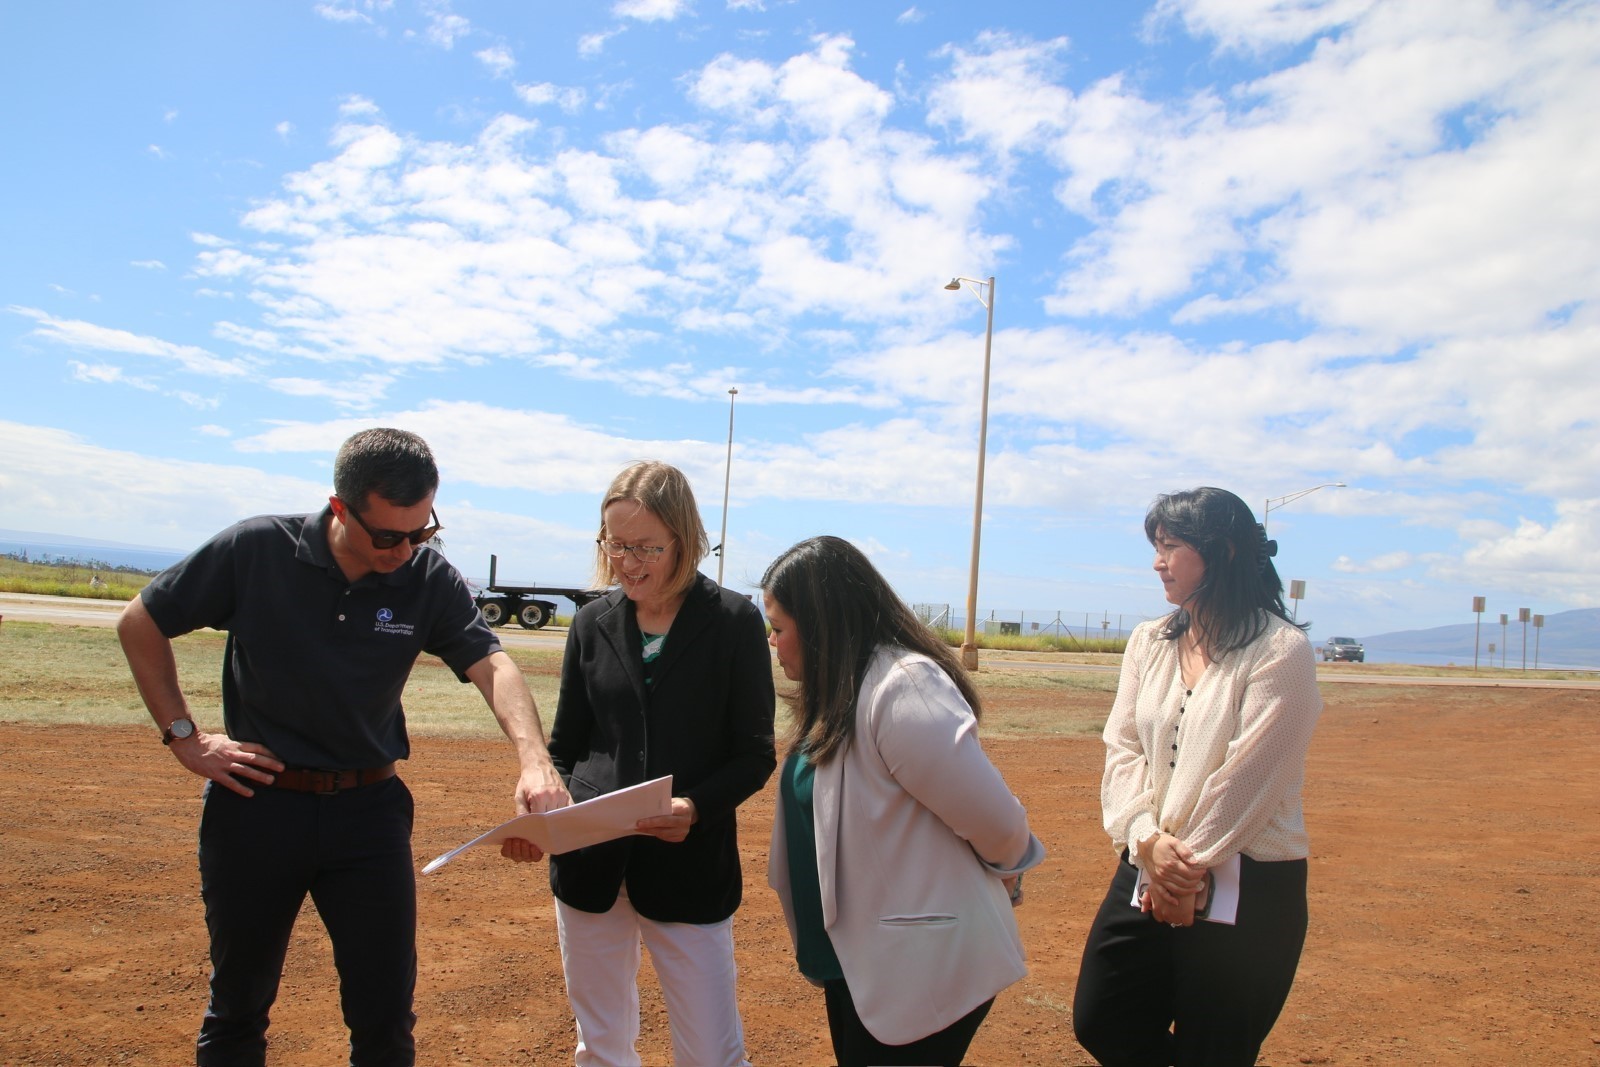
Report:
823,978,994,1067
195,776,418,1067
1072,853,1307,1067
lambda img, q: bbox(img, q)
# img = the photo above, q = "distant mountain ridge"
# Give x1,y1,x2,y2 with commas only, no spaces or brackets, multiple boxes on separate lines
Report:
1360,607,1600,670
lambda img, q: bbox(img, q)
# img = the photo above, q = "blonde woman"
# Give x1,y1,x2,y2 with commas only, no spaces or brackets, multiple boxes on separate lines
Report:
503,461,775,1067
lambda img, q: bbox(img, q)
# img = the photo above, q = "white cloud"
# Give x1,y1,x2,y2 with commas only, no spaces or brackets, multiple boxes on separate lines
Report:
275,120,295,140
0,421,325,549
897,8,925,25
1148,0,1376,52
1032,0,1600,337
927,32,1073,159
70,362,155,390
514,82,586,113
1332,551,1414,574
579,29,624,57
1447,500,1600,607
614,0,692,21
11,307,253,378
419,0,469,48
267,373,397,410
339,95,381,119
172,391,222,411
314,1,393,25
688,54,779,120
153,35,1015,385
476,44,515,77
131,259,166,271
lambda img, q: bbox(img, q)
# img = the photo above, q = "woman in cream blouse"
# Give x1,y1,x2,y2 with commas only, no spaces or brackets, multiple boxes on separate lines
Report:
1073,487,1322,1067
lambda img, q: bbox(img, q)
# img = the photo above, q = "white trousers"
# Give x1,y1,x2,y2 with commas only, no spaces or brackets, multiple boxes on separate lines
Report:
555,889,750,1067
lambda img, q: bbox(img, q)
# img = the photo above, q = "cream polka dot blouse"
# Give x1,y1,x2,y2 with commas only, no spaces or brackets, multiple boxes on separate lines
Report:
1101,613,1322,869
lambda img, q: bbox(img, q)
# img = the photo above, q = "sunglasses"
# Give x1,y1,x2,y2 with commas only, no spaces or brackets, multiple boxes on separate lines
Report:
341,501,443,549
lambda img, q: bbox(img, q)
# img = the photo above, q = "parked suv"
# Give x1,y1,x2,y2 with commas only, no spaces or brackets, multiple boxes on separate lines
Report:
1320,636,1365,662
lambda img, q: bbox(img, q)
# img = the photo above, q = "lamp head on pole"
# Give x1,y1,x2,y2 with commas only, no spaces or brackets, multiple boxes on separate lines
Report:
943,275,993,309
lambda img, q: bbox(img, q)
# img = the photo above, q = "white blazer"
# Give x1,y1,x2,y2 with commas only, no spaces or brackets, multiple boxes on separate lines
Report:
768,646,1045,1046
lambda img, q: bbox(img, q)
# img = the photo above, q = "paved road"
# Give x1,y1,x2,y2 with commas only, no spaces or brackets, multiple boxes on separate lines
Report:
1,592,126,627
0,591,571,650
5,592,1595,689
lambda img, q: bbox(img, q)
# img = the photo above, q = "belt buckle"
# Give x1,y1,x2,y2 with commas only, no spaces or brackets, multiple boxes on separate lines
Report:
310,769,342,795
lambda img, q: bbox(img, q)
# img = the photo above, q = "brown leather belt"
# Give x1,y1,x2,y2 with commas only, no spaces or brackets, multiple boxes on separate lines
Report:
271,763,397,794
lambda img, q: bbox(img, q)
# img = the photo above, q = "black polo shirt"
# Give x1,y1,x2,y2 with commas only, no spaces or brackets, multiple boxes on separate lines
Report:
140,507,500,769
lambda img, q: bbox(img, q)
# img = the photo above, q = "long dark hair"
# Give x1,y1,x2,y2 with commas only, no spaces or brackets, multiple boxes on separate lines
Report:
761,535,980,764
1144,486,1306,657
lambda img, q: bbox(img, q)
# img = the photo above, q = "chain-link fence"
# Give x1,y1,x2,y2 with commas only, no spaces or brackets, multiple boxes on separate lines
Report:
913,605,1161,645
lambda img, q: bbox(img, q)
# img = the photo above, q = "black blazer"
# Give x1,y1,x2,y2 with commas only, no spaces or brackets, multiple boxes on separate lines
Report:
548,573,777,924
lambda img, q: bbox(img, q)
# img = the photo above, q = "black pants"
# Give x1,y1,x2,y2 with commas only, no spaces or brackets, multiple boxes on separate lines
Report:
1072,853,1307,1067
823,978,994,1066
195,777,417,1067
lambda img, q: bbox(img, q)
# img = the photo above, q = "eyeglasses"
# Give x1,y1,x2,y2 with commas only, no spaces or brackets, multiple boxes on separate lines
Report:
342,502,443,549
596,539,673,564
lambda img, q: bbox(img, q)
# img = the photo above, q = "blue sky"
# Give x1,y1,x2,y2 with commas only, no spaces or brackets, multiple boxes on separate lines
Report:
4,0,1597,639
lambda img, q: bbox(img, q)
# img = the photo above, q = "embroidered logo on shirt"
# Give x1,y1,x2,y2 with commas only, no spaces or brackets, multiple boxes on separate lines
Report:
373,607,415,636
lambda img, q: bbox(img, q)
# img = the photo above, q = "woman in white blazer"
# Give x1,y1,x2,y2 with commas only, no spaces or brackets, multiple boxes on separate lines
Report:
762,536,1045,1067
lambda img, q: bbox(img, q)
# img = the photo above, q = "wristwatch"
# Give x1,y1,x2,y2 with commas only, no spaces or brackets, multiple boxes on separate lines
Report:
162,718,197,745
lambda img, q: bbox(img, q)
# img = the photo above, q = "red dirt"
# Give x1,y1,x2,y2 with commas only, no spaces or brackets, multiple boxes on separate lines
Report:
3,682,1598,1065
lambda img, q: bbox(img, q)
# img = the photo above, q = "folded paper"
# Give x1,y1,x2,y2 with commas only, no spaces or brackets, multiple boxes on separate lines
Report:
423,775,673,874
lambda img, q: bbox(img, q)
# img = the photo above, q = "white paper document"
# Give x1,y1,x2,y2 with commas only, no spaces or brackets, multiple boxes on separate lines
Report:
423,775,673,874
1130,851,1242,925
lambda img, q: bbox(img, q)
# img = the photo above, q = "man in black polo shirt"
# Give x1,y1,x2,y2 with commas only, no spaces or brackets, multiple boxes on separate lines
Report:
118,427,569,1066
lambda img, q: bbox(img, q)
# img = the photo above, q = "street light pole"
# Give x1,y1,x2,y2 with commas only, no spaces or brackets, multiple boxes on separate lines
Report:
945,275,996,671
716,386,738,586
1263,482,1346,535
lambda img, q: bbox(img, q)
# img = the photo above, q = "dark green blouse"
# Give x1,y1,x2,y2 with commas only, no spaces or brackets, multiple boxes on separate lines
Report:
779,751,844,981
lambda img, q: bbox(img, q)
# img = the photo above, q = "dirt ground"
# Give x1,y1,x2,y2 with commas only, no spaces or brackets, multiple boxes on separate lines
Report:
3,681,1599,1066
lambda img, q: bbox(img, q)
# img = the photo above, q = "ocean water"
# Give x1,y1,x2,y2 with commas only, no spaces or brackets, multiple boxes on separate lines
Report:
1363,650,1590,671
0,535,184,574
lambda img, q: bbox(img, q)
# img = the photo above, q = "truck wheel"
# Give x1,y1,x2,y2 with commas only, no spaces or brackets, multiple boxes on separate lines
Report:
517,603,546,629
479,600,506,627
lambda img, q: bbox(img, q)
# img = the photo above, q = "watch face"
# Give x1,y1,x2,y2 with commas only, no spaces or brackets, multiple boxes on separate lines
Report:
168,719,195,740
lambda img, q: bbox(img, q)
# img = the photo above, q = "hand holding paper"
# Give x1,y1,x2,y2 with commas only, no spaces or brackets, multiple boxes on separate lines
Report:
424,775,673,874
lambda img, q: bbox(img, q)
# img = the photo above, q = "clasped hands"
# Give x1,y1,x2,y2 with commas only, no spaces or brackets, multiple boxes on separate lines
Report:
1136,832,1207,927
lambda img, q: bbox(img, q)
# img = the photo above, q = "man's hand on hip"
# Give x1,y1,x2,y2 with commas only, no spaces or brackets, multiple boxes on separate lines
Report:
171,731,285,797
